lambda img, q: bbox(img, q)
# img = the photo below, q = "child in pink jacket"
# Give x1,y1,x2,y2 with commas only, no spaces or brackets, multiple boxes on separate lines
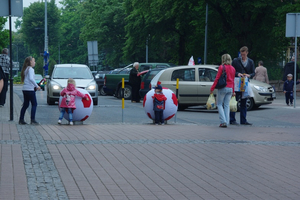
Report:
58,78,88,125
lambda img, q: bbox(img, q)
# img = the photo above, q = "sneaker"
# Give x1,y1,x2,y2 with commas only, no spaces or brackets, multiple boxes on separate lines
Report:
290,103,293,106
287,104,290,106
230,121,239,125
161,123,165,125
19,120,27,125
219,123,227,128
70,122,73,125
58,120,62,124
0,105,3,107
155,123,159,125
31,120,40,125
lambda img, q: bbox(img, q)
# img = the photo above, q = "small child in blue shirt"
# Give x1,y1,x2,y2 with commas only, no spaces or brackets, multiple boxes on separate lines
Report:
283,74,300,106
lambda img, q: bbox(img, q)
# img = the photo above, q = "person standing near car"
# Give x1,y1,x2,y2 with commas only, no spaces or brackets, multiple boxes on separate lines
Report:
210,54,236,128
129,62,141,103
230,46,255,125
253,61,269,84
19,56,41,125
0,48,10,107
282,56,300,81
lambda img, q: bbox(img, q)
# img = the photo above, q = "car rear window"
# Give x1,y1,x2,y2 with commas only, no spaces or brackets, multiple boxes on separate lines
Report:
171,68,195,81
146,70,161,81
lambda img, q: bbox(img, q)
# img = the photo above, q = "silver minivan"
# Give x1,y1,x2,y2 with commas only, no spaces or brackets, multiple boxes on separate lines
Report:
46,64,98,105
150,65,275,110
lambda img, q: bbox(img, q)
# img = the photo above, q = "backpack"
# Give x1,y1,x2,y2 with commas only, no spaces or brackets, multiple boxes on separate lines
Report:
153,98,165,111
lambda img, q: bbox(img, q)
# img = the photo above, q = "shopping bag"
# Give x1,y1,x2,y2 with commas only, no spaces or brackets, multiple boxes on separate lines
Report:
242,81,254,99
206,94,216,110
234,77,248,92
229,96,237,112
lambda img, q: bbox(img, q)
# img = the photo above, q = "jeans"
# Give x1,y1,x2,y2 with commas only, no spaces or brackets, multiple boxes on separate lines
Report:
230,92,247,124
19,91,37,121
59,108,73,122
217,87,232,125
285,91,293,104
0,74,8,105
154,110,164,124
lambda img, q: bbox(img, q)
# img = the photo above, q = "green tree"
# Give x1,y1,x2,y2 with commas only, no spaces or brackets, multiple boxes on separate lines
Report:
21,0,60,56
0,17,9,49
81,0,127,67
59,0,87,64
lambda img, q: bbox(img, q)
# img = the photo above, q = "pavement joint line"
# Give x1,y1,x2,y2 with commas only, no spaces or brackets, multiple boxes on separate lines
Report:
17,124,69,200
44,139,300,146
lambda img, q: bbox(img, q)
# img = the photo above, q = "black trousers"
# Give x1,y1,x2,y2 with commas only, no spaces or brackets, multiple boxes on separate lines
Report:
0,74,9,106
285,91,293,104
131,84,140,102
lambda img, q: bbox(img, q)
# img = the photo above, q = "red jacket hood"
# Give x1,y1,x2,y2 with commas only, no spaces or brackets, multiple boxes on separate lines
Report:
153,93,167,101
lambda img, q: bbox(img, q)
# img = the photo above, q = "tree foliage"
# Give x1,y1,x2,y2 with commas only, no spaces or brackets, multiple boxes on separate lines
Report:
0,17,9,49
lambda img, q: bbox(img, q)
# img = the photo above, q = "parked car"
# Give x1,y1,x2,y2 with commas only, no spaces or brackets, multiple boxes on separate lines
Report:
93,71,109,96
139,68,165,98
45,64,98,105
104,63,176,100
34,74,45,91
150,65,276,111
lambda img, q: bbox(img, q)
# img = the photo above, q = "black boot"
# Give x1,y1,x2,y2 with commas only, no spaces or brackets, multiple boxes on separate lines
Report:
30,119,40,125
19,120,27,125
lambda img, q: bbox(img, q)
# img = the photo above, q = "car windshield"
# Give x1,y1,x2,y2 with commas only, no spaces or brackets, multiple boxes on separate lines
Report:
53,67,93,79
35,74,43,80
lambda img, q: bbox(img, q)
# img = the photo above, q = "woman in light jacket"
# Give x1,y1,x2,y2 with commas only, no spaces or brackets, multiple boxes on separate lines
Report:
253,61,269,83
19,56,40,125
210,54,236,128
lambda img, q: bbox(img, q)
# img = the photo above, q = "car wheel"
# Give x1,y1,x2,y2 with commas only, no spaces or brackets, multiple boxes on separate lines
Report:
93,98,98,105
118,85,132,100
99,86,106,96
47,96,55,105
178,104,188,111
237,98,254,111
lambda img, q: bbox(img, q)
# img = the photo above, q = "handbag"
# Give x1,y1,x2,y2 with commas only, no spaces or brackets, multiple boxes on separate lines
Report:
215,65,227,89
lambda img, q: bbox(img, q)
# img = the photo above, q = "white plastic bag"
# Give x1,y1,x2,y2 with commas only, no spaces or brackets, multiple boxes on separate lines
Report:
229,96,237,112
206,94,216,110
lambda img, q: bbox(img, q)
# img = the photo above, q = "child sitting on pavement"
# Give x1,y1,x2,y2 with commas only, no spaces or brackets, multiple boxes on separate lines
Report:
283,74,300,106
152,84,167,125
58,78,89,125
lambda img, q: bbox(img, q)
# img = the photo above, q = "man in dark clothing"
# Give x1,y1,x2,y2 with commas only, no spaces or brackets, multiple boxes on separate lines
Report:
230,46,255,125
282,56,300,81
0,48,10,107
129,62,141,103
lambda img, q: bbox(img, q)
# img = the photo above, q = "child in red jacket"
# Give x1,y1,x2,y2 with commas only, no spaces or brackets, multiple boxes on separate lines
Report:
152,85,167,125
58,78,88,125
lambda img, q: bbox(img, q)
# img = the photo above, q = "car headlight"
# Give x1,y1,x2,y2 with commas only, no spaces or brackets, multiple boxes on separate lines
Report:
87,84,96,90
53,85,62,90
253,85,268,92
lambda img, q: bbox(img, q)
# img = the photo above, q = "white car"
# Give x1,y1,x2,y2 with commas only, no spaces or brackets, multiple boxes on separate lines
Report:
46,64,98,105
150,65,276,110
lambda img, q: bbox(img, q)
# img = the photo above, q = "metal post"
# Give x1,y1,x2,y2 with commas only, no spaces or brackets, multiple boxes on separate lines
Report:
44,0,48,76
175,78,179,123
122,78,125,123
293,14,298,108
204,3,208,64
9,0,13,121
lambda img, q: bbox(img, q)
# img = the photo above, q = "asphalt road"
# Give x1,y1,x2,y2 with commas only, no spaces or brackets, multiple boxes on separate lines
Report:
13,85,300,127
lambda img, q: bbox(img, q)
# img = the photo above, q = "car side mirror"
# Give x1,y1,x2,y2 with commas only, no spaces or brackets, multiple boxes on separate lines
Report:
45,75,50,79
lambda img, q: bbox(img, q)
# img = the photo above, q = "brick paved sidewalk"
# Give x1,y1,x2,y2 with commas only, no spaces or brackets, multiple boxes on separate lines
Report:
0,90,300,200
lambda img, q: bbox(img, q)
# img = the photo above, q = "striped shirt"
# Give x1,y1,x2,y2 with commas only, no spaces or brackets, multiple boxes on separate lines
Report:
0,54,10,74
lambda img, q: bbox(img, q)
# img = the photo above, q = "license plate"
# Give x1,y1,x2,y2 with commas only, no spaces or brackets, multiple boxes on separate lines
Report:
272,93,276,98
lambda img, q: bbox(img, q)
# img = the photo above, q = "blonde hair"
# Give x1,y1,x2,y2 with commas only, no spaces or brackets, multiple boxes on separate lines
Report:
222,54,232,65
67,78,76,87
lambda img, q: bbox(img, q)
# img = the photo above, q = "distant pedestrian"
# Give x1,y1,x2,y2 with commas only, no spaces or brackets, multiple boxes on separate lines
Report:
152,84,167,125
282,56,300,81
283,74,300,106
254,61,269,84
129,62,141,103
58,78,89,125
19,56,41,125
0,48,10,107
210,54,236,128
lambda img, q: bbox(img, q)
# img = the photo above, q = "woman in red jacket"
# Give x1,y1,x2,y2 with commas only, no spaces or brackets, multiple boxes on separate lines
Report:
210,54,236,128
